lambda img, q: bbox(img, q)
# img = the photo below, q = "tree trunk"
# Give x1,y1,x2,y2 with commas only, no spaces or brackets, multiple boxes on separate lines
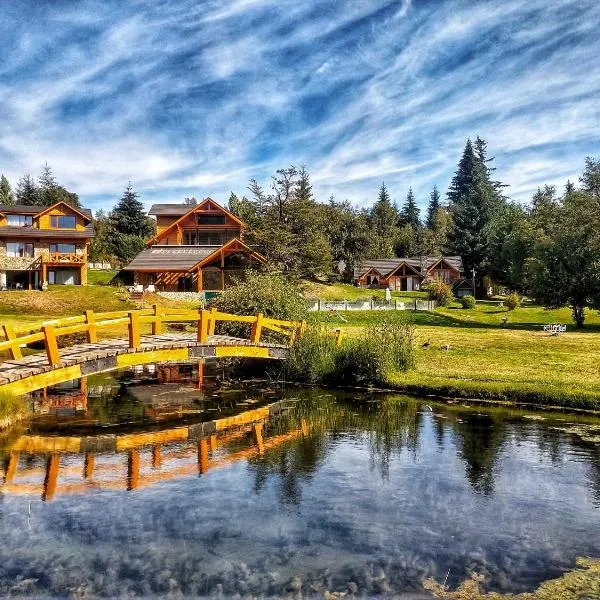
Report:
571,303,585,328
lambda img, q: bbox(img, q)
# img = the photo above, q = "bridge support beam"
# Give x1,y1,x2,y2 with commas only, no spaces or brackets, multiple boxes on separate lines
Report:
43,454,60,501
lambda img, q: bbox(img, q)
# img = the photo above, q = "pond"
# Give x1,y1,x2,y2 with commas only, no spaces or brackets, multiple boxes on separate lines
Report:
0,361,599,597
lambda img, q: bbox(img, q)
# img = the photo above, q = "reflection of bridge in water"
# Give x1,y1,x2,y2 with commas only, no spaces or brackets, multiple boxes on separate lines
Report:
1,399,308,501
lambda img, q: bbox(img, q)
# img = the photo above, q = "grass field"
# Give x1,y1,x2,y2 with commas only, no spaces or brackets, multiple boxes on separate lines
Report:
303,280,427,303
315,303,600,409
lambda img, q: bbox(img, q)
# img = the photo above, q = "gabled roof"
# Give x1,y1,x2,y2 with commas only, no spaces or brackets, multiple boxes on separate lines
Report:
35,201,93,224
149,204,196,216
426,257,461,274
123,246,222,272
147,197,245,246
386,261,422,277
188,238,265,271
0,203,93,220
354,256,463,279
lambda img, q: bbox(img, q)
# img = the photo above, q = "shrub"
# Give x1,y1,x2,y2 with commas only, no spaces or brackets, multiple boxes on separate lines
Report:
333,313,415,386
505,292,521,311
211,269,308,339
425,279,454,307
460,295,476,309
287,325,338,384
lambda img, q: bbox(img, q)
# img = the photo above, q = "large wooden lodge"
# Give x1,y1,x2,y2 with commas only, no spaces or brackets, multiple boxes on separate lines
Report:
124,198,265,292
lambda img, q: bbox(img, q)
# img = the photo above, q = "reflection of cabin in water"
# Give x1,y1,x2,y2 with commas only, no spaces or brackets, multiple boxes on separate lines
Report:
354,256,464,291
123,198,265,292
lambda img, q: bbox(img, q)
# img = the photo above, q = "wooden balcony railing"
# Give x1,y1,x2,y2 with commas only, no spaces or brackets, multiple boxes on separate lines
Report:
45,252,86,264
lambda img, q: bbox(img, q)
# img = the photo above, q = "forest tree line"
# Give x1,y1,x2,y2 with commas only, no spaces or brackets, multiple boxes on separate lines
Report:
2,140,599,325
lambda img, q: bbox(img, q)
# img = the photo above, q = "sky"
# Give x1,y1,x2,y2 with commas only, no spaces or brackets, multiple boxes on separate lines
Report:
0,0,599,214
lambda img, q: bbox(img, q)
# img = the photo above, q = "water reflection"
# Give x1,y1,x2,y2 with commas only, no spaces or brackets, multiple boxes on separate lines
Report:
0,363,599,597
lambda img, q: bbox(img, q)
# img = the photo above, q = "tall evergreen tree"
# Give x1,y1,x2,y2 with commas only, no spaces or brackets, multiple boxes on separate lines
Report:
447,139,478,205
399,187,421,229
580,156,600,200
369,183,398,257
15,174,39,205
425,185,440,230
37,163,81,208
110,183,154,237
0,175,14,205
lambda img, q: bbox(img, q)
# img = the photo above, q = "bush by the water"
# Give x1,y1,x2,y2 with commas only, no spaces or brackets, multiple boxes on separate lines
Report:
505,291,521,311
211,270,308,338
425,279,454,307
288,314,415,386
460,295,476,309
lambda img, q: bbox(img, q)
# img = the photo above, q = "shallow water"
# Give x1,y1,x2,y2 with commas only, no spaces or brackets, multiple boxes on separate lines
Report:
1,362,599,597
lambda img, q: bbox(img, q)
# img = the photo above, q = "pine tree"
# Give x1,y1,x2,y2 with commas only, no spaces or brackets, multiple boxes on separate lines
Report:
15,174,39,205
565,180,575,196
426,185,440,230
184,196,197,205
580,156,600,200
369,183,398,257
447,139,478,205
0,175,15,205
110,183,154,238
399,187,421,229
37,163,81,208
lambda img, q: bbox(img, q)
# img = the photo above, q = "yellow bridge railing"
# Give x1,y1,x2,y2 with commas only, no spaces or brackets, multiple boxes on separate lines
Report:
0,307,307,368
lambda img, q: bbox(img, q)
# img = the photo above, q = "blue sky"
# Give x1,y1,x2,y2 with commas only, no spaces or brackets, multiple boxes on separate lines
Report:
0,0,599,213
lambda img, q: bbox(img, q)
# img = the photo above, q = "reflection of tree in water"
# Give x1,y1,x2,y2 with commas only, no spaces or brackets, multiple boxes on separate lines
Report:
451,413,508,496
248,391,422,502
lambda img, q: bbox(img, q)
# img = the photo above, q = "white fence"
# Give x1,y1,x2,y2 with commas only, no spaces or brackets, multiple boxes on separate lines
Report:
89,262,114,270
308,299,436,312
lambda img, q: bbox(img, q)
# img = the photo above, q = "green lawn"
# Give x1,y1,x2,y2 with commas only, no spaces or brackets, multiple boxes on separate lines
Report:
87,269,118,285
302,280,427,303
316,302,600,409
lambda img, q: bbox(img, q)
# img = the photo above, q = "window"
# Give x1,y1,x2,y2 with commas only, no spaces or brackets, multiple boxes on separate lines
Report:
197,214,225,225
6,214,33,227
7,242,34,258
50,243,76,253
50,215,76,229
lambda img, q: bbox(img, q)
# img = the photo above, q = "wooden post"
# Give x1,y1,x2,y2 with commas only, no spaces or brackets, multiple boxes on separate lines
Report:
196,268,202,292
394,299,398,311
300,419,309,437
127,450,140,491
197,309,209,343
5,452,19,483
253,423,264,453
41,261,47,285
2,324,22,360
41,324,61,366
43,454,60,501
299,320,307,338
335,329,343,347
317,299,321,311
128,311,141,349
197,359,204,388
151,304,162,335
198,438,209,474
208,307,217,336
85,310,97,343
250,312,264,344
152,445,162,469
83,453,95,479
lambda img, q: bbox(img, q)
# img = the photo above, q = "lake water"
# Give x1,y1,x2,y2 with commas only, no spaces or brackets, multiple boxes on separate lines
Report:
0,362,599,598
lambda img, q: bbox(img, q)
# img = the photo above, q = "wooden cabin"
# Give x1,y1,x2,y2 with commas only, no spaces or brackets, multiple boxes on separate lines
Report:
123,198,265,292
354,256,463,291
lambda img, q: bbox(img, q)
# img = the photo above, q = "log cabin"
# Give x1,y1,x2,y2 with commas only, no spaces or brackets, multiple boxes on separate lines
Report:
0,201,94,288
123,198,265,292
354,256,464,292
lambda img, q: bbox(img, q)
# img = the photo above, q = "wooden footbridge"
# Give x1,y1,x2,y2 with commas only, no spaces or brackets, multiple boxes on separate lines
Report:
0,308,307,396
1,399,309,501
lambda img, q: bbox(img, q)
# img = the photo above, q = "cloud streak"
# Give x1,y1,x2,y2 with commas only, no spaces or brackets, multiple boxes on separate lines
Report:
0,0,598,211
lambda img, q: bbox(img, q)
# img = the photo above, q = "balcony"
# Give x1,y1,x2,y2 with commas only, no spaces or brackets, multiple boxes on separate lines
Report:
44,252,86,265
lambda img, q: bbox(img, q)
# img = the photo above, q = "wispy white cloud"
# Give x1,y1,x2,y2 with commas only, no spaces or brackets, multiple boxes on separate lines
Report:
0,0,598,212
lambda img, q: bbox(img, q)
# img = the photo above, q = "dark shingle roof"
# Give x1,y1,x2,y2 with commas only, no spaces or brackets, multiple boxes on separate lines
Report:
354,256,464,278
148,204,193,216
123,246,221,271
0,227,94,239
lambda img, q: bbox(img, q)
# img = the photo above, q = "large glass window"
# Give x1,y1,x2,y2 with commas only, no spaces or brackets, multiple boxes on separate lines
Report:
7,242,34,258
50,215,76,229
197,214,225,225
50,243,76,253
6,214,33,227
